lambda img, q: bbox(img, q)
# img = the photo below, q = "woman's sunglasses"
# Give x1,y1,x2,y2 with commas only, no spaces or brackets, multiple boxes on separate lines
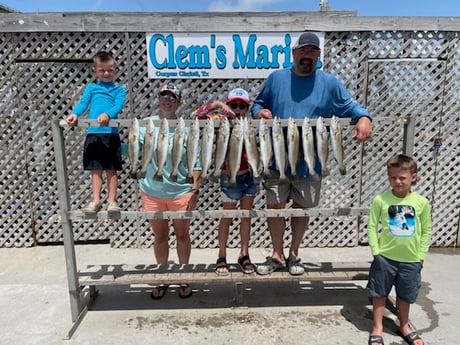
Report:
159,94,178,102
228,103,248,110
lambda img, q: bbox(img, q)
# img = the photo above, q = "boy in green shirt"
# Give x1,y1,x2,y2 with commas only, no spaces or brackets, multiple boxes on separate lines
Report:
367,154,431,345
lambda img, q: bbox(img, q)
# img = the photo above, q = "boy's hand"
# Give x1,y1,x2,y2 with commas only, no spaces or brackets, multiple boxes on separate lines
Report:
66,114,78,126
97,113,110,126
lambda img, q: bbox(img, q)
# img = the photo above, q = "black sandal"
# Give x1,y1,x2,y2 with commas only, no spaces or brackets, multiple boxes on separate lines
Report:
150,284,169,300
178,284,193,299
238,255,255,274
215,257,229,276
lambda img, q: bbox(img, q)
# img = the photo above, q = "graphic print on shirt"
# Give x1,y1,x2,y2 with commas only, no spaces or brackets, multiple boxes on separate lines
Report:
388,205,416,237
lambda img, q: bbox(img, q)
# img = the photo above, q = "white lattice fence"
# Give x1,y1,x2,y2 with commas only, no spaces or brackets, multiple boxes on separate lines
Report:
0,29,458,248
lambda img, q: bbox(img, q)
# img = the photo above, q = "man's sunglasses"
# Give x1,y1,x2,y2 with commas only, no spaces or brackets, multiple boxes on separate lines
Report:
228,103,248,110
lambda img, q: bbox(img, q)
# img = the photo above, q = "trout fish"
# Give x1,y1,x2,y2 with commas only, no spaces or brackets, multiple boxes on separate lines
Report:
153,118,169,181
128,117,140,178
302,117,317,178
242,117,260,180
186,117,200,183
330,115,346,175
316,116,330,176
227,117,244,186
200,118,215,180
169,117,186,181
272,117,288,182
258,117,273,177
211,117,230,182
137,117,155,179
287,117,300,179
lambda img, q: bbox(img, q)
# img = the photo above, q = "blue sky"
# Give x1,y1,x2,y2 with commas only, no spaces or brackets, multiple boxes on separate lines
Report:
1,0,459,16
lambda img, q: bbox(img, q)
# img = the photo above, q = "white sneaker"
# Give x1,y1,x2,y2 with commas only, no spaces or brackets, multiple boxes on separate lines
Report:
83,202,101,214
107,202,121,212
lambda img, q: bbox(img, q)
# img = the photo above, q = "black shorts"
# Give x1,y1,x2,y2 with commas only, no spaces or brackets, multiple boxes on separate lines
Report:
83,134,122,171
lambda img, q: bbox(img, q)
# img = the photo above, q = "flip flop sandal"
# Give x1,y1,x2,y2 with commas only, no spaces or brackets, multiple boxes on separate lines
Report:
368,335,384,345
400,331,424,345
150,284,169,300
238,255,255,274
178,284,193,299
215,257,230,276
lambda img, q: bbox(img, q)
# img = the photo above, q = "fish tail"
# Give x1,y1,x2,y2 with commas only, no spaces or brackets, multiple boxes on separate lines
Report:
136,170,146,179
169,173,178,182
129,170,138,179
339,166,347,175
279,172,289,182
208,172,220,184
153,172,163,181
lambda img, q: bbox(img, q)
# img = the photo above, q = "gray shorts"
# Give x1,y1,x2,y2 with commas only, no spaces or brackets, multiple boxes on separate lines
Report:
262,171,321,208
367,254,422,303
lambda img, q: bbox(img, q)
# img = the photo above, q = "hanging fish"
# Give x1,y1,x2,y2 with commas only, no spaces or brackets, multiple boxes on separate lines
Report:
185,117,200,184
242,117,260,180
258,117,273,177
287,117,300,179
211,117,230,182
153,117,169,181
272,117,288,182
227,117,244,186
200,117,215,181
169,117,186,181
137,117,155,179
302,117,317,178
316,116,330,176
128,117,140,178
330,115,346,175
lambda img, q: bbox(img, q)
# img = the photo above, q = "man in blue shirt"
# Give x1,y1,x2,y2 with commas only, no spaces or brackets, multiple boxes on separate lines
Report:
251,32,372,275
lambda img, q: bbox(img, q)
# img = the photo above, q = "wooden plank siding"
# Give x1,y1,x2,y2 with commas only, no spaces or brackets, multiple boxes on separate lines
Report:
0,12,459,33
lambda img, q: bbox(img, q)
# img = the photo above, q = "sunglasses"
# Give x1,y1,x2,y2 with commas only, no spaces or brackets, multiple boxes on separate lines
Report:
228,103,248,110
296,47,320,55
159,94,178,102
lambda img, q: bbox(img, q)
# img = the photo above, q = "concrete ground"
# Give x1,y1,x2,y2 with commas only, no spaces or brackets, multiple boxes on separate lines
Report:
0,244,458,345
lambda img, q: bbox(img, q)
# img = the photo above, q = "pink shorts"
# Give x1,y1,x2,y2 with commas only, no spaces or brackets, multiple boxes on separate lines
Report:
140,191,192,211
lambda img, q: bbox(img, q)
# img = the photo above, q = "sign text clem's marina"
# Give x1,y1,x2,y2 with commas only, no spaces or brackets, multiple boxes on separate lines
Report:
146,32,324,79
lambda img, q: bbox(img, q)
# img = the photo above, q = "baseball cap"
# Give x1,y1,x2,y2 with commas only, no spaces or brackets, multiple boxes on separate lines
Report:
226,88,250,104
159,82,181,99
293,32,320,49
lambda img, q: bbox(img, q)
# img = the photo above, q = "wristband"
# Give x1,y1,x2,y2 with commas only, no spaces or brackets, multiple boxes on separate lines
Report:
190,188,199,195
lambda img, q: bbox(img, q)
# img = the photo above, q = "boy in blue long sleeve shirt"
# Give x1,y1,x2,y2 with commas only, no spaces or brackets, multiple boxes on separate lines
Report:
66,51,126,213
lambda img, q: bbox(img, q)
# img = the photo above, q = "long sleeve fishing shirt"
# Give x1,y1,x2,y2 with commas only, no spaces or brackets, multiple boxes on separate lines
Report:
71,81,126,134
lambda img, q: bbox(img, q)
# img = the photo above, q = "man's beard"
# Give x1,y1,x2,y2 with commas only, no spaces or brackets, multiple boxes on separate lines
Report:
297,58,315,74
